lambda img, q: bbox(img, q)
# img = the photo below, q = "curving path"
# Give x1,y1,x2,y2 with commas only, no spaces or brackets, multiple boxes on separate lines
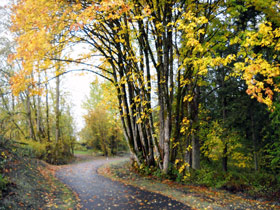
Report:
56,156,191,210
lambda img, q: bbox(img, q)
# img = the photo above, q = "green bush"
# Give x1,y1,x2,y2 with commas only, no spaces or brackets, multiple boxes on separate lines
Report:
74,143,88,151
166,164,184,182
0,173,9,199
185,165,280,197
187,167,226,188
28,141,47,159
220,170,250,192
246,171,280,195
18,140,47,159
152,167,164,179
0,174,8,191
16,139,74,165
45,140,74,165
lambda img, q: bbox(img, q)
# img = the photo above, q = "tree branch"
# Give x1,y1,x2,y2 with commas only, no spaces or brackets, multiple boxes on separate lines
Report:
46,68,114,83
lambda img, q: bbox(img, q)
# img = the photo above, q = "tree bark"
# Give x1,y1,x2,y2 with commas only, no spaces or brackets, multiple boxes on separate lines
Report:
221,68,228,172
191,87,200,170
26,93,36,141
45,78,50,143
55,72,60,162
250,111,258,171
37,72,42,142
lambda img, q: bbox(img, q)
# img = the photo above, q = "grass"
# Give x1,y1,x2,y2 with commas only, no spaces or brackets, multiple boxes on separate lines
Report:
73,149,105,156
74,149,94,155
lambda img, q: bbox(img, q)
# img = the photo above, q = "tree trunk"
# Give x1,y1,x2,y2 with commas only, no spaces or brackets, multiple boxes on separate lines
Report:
12,95,15,112
55,75,60,144
222,68,228,172
222,145,228,172
163,113,170,173
55,73,60,162
251,111,258,171
37,72,42,142
191,87,200,170
185,137,192,170
26,94,36,141
222,105,228,172
45,79,50,143
192,132,200,170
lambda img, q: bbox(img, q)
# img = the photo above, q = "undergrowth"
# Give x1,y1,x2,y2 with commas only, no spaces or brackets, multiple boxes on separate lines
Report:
0,136,12,200
0,136,78,209
18,139,74,165
132,160,280,201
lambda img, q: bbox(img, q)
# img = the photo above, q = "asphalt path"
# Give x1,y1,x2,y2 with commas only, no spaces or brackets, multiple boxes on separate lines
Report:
56,156,191,210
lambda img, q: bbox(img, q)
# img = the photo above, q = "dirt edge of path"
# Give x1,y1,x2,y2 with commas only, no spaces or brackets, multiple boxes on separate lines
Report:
41,161,83,210
1,157,79,210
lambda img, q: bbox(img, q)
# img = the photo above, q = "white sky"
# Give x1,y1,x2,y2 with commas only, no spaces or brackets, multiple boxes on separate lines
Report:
0,1,8,6
62,72,93,133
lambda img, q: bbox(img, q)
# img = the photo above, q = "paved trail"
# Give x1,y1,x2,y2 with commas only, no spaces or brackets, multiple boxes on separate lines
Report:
56,156,191,210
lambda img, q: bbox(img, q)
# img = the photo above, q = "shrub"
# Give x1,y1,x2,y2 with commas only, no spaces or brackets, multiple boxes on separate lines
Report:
0,174,8,191
45,140,74,165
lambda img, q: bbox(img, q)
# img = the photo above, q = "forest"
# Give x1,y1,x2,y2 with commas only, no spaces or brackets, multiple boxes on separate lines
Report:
1,0,280,203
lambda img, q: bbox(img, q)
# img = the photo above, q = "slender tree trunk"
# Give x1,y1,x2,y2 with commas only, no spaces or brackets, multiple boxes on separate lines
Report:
222,100,228,172
185,100,192,169
11,95,15,139
250,111,258,171
222,69,228,172
192,132,200,169
26,94,36,141
222,144,228,172
191,87,200,170
55,73,60,161
45,80,50,143
185,137,192,170
45,76,51,162
12,95,15,111
55,75,60,144
163,113,170,173
37,72,42,142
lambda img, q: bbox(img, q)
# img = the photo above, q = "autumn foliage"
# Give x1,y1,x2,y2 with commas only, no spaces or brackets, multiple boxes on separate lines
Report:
8,0,280,181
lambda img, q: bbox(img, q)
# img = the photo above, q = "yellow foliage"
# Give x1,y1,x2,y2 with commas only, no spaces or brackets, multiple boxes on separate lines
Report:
201,121,252,168
180,117,190,135
231,152,252,168
232,22,280,108
178,162,189,174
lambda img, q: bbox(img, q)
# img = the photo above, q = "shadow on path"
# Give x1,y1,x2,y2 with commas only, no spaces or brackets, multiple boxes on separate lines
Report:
56,156,191,210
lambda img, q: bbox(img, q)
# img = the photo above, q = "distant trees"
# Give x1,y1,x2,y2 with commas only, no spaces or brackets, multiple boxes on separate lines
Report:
80,79,127,156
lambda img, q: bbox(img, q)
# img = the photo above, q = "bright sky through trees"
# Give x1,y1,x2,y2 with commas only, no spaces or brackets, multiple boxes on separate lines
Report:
1,0,93,134
0,0,8,7
61,72,93,133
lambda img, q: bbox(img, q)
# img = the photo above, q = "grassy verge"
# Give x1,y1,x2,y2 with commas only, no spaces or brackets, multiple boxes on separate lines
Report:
74,149,94,155
0,139,79,210
98,160,280,210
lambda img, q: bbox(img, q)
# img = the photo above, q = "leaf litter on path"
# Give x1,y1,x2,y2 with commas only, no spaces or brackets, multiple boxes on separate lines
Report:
56,155,191,210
